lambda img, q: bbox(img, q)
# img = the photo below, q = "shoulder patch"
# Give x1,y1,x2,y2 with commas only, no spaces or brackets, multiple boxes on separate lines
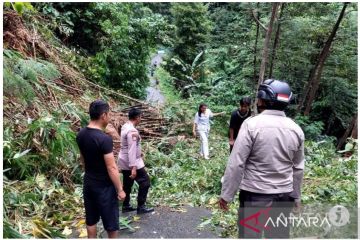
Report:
131,132,139,141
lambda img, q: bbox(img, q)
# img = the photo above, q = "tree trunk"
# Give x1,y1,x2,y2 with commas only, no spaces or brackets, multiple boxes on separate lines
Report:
351,117,358,139
302,3,348,116
257,3,280,85
296,68,314,113
253,3,260,83
254,3,280,114
337,113,358,150
268,3,285,79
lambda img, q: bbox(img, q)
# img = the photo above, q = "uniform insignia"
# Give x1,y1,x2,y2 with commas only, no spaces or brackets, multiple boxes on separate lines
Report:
131,132,138,141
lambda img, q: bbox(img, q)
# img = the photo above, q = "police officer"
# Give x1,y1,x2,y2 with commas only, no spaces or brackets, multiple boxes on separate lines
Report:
118,108,154,214
219,79,305,238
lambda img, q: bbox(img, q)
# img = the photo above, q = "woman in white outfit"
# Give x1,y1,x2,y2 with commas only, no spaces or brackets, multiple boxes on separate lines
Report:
192,103,225,159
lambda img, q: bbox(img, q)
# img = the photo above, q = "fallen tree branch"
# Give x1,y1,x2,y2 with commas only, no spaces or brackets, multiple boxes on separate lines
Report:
55,81,84,94
76,76,149,106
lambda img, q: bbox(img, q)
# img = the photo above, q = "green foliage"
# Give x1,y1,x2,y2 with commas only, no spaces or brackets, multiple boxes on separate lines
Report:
3,50,35,103
165,3,212,95
4,115,81,183
155,67,181,103
166,51,206,94
88,3,168,98
302,138,357,204
36,3,75,38
294,115,324,140
170,3,212,64
3,219,29,238
4,2,34,15
3,50,61,105
272,3,357,133
146,136,227,206
173,2,357,138
311,76,357,136
147,117,357,237
3,177,83,238
3,2,358,238
37,3,170,99
59,101,89,127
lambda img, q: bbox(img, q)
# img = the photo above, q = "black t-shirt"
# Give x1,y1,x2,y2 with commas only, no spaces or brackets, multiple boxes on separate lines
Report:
76,127,113,187
229,110,252,140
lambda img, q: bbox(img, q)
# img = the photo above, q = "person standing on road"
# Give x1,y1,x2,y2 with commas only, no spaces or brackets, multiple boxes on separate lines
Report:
150,61,157,77
193,103,225,159
228,97,252,153
118,108,154,214
76,100,126,239
219,79,305,238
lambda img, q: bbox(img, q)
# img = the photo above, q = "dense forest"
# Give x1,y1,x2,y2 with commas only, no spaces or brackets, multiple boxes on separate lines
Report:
2,2,358,238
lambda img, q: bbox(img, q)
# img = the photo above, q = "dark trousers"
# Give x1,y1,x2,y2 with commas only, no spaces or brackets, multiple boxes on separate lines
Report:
83,184,119,231
122,167,151,207
238,190,294,239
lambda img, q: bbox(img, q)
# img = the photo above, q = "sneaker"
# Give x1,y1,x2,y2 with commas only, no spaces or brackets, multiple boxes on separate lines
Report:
137,205,154,214
122,205,137,213
204,156,210,160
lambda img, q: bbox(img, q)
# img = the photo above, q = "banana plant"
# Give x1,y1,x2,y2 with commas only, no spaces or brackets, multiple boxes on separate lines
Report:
170,51,208,92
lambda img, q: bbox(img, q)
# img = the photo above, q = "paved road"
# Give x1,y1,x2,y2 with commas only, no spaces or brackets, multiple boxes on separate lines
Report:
146,53,165,106
73,52,222,239
115,205,220,238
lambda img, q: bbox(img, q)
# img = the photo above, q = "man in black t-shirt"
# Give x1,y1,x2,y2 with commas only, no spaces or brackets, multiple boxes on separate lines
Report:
76,100,126,238
229,97,252,152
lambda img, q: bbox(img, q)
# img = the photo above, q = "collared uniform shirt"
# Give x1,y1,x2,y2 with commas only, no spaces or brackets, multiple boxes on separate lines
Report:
118,122,145,170
221,110,305,203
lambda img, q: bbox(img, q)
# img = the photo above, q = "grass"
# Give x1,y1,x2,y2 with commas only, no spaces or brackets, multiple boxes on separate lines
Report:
155,67,181,103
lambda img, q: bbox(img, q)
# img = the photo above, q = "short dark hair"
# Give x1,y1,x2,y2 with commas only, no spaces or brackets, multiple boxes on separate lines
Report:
89,100,109,120
240,97,252,106
263,99,288,111
129,108,142,120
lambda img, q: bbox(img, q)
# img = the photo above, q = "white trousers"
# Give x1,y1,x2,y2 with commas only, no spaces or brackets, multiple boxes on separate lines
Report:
197,130,209,158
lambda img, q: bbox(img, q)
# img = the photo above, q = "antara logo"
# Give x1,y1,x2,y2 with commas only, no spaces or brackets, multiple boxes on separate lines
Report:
239,207,272,233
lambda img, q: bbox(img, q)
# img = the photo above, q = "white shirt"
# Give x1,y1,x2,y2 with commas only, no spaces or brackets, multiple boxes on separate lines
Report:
194,109,213,131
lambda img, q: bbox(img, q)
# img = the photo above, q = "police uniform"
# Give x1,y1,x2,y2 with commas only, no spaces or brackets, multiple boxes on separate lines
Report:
220,79,305,238
118,122,150,210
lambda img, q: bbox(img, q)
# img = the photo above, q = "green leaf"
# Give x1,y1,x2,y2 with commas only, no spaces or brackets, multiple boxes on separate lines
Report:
344,142,354,152
197,218,212,229
4,2,12,8
13,2,24,15
13,149,31,159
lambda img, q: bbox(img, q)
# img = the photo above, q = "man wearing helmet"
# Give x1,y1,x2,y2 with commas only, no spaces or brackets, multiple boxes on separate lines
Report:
219,79,305,238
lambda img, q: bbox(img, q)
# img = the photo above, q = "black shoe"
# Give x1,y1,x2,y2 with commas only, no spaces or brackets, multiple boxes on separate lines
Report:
122,205,137,213
137,205,154,214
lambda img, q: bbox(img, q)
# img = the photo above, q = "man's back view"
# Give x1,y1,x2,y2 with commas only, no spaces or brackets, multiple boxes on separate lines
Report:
239,111,304,195
219,79,305,239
